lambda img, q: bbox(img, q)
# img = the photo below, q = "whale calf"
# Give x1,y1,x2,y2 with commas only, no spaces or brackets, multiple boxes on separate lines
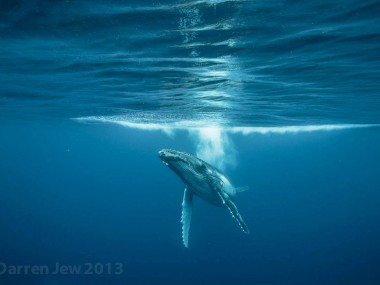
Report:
158,149,249,247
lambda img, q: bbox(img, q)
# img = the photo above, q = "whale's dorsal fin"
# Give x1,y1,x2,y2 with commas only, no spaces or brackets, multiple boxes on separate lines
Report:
181,188,193,248
236,186,249,193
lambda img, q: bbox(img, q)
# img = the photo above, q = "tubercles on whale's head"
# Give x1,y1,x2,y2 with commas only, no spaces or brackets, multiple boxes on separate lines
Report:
158,149,198,173
158,149,187,164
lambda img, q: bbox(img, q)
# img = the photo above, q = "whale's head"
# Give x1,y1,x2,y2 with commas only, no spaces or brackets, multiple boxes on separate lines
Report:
159,149,193,167
158,149,206,180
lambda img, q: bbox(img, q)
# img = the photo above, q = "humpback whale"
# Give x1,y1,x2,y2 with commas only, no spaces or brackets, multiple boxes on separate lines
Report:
158,149,249,247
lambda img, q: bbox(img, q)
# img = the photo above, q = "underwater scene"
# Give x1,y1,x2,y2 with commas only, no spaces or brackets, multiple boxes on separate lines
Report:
0,0,380,284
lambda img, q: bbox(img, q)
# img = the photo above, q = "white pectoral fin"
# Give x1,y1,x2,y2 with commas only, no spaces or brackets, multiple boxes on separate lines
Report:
216,191,250,234
181,188,193,248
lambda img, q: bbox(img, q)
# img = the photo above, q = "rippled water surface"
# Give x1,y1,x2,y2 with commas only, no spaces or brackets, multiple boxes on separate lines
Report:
1,0,379,126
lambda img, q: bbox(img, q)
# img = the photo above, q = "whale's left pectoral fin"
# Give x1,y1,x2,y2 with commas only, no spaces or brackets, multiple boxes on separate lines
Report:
216,190,250,234
181,188,193,248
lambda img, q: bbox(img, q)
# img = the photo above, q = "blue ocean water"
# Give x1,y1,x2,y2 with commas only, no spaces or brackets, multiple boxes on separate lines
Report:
0,0,380,284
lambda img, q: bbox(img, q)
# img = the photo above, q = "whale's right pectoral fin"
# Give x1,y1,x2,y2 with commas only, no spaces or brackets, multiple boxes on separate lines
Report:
216,190,250,234
181,187,193,248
